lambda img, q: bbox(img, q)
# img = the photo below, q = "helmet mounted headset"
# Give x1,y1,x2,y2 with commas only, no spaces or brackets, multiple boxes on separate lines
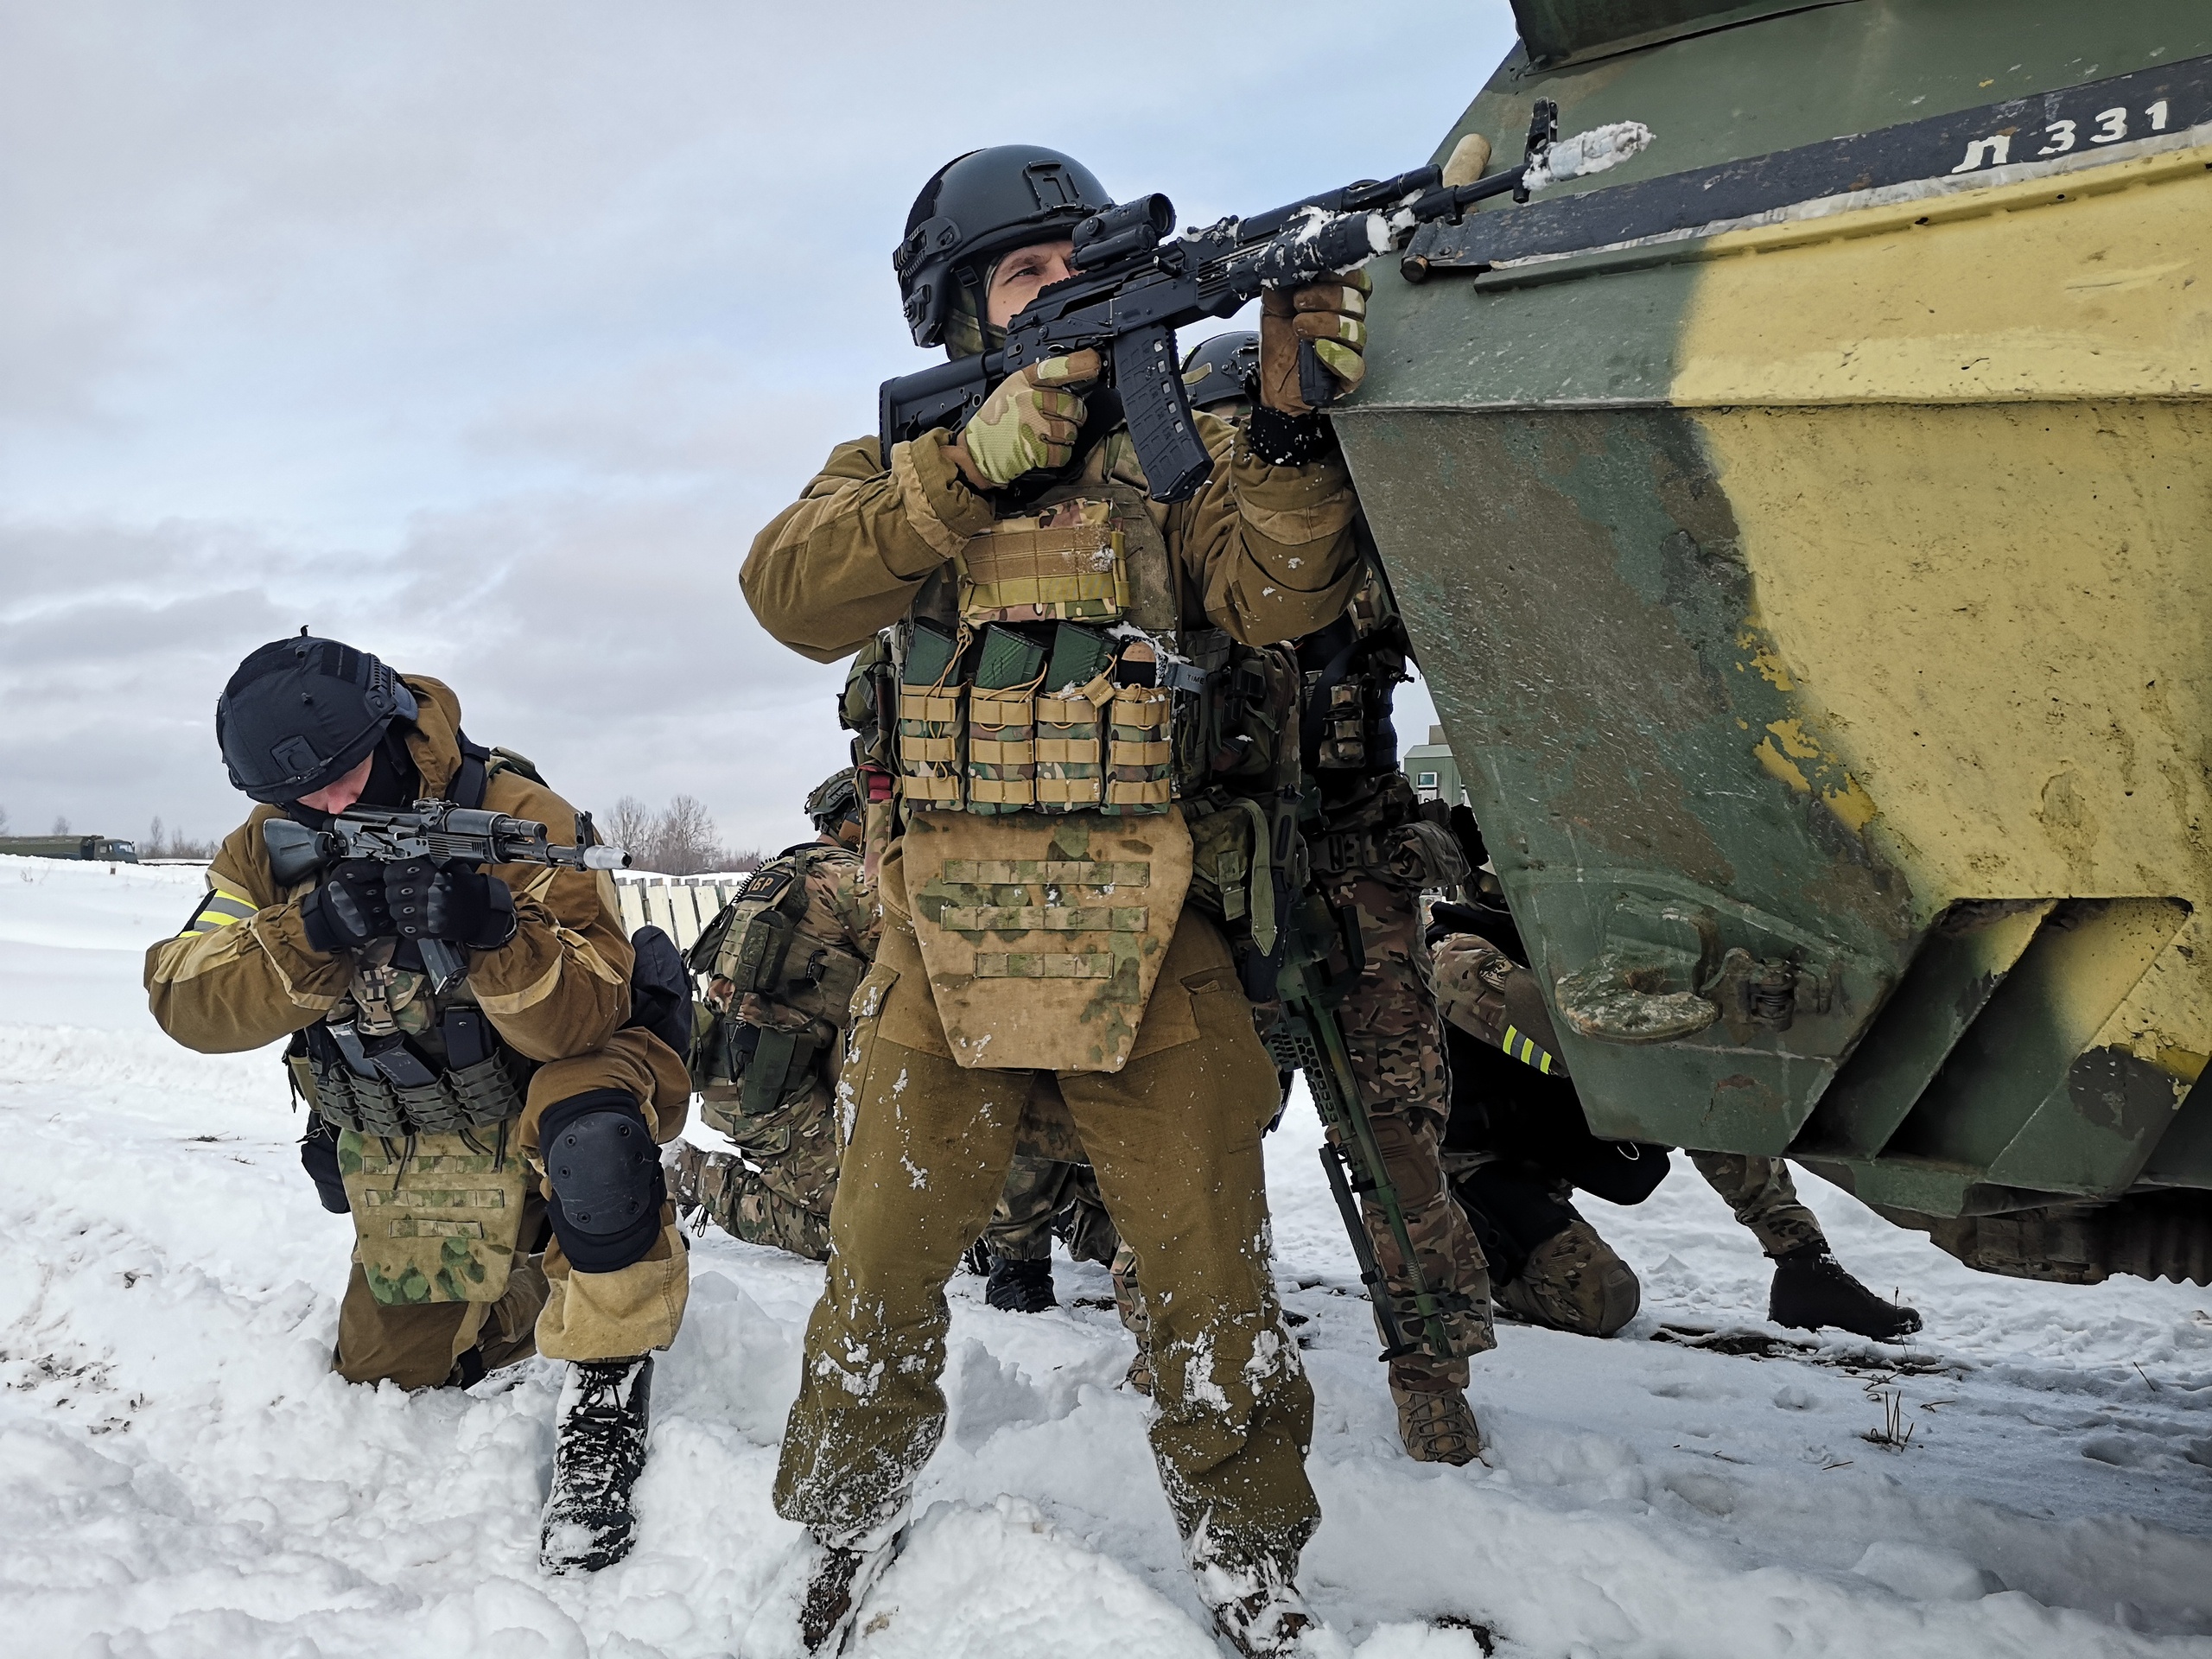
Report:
895,145,1113,357
216,633,419,805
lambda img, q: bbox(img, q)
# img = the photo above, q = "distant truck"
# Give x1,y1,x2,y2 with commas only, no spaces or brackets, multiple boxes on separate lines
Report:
0,835,140,864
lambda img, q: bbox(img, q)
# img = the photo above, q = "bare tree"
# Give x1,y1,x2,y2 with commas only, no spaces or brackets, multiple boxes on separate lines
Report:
142,816,219,859
606,796,658,867
653,794,721,875
0,804,10,833
52,814,71,836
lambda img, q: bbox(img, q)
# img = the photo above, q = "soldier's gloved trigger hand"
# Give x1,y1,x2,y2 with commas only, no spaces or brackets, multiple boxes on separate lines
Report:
951,350,1103,490
386,859,518,952
1259,269,1370,415
300,858,393,954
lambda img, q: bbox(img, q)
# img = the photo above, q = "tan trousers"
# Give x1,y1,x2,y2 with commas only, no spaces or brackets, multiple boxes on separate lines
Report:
772,906,1319,1580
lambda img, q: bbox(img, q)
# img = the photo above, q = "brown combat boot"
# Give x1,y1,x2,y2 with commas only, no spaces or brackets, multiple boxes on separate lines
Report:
1390,1381,1484,1465
1122,1345,1154,1395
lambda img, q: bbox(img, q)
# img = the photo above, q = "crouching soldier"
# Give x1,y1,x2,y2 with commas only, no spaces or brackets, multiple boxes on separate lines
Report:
145,635,692,1573
673,769,879,1259
1427,904,1922,1344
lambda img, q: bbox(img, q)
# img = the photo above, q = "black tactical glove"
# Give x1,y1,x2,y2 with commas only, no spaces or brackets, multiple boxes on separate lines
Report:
300,857,394,954
385,857,518,951
1423,899,1488,949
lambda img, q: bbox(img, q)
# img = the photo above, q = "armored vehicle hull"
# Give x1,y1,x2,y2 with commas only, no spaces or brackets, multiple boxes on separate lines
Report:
1338,0,2211,1285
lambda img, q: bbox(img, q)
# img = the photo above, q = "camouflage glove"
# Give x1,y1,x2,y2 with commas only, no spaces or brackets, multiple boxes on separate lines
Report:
951,349,1102,489
299,857,392,954
1258,269,1371,414
385,857,518,951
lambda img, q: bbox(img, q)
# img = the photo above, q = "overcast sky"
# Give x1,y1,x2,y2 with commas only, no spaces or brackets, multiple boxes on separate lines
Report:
1,0,1512,859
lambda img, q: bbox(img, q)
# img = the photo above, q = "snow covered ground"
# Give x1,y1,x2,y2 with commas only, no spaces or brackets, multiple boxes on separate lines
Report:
3,854,2208,1658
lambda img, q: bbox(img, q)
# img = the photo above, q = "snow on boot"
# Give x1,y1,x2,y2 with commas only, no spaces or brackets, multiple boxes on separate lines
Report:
1198,1560,1351,1659
1768,1244,1922,1343
984,1254,1056,1313
792,1529,906,1654
539,1356,653,1573
1391,1382,1483,1465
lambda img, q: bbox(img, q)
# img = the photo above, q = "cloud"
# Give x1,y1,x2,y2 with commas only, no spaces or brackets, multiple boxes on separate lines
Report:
0,0,1517,852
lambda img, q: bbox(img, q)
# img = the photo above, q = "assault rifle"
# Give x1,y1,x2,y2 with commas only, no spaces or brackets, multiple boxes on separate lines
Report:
881,103,1652,503
1265,886,1463,1363
265,803,630,992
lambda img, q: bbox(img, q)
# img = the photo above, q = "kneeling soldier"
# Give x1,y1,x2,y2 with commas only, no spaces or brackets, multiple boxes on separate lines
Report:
674,769,879,1258
145,636,693,1573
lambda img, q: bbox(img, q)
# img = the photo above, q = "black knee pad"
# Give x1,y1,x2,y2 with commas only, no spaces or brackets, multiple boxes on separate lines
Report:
540,1090,664,1274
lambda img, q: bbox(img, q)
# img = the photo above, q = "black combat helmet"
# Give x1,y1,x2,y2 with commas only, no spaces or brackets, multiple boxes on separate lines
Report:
215,634,418,804
805,768,862,835
895,145,1113,353
1181,331,1261,411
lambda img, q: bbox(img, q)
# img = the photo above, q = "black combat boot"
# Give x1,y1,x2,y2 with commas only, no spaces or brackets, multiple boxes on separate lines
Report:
539,1355,653,1573
984,1254,1056,1313
1769,1244,1923,1343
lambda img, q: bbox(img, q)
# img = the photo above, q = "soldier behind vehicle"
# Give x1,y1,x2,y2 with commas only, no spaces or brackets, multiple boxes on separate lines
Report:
987,333,1497,1466
671,770,878,1258
1199,332,1501,1462
1427,898,1923,1344
144,636,694,1573
739,144,1372,1656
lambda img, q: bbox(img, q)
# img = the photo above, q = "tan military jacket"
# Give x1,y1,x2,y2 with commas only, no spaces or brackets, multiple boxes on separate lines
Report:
741,419,1363,663
144,677,634,1065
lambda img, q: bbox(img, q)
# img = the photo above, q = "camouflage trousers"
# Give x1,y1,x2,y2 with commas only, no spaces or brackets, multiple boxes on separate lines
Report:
675,1071,843,1262
1689,1150,1828,1258
1479,1155,1827,1340
1320,868,1494,1393
984,1154,1120,1266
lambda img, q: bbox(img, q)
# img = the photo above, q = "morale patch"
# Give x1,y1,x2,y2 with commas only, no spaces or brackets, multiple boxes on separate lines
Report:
741,868,797,903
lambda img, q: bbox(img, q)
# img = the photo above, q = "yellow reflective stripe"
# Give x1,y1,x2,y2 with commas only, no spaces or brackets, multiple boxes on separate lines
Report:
1501,1024,1557,1075
181,888,257,937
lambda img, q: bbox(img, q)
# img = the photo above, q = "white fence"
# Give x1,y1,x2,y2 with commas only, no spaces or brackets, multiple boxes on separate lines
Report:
613,874,747,954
